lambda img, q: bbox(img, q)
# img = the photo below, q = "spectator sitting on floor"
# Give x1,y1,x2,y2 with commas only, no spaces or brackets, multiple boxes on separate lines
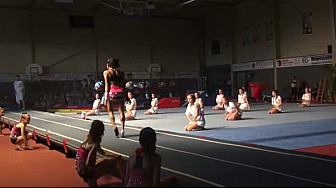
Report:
299,87,312,108
125,91,137,120
223,97,242,121
212,89,224,111
75,120,124,187
0,107,5,136
237,88,250,111
268,90,282,114
125,127,178,187
185,94,206,131
9,113,34,150
145,93,159,115
194,92,204,115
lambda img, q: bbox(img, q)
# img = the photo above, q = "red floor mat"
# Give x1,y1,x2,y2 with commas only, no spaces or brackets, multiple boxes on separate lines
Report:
296,144,336,157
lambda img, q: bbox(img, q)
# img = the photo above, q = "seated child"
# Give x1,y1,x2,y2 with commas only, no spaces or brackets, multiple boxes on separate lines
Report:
299,87,312,108
145,93,159,115
87,93,101,116
223,97,242,121
268,90,282,114
125,92,137,120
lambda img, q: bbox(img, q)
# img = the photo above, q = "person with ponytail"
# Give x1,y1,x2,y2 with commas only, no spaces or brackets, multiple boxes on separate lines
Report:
75,120,124,187
9,113,33,150
125,127,178,187
103,57,126,137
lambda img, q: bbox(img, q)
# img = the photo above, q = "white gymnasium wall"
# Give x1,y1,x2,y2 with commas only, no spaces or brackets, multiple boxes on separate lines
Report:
204,14,233,66
0,8,202,74
234,1,276,63
278,0,332,57
0,9,31,73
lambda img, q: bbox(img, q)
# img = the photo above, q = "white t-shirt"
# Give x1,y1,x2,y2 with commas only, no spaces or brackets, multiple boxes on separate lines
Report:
223,102,237,113
92,99,101,109
272,95,282,111
216,94,224,106
238,94,248,104
151,98,158,108
126,98,137,110
291,79,297,88
126,98,137,117
13,80,24,103
185,103,205,127
302,93,310,101
302,93,311,106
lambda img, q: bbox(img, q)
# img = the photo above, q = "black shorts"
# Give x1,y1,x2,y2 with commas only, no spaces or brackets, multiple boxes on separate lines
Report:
291,88,297,95
10,137,17,144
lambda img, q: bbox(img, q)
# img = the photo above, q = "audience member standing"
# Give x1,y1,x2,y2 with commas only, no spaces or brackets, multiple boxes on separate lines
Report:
13,75,25,109
290,76,298,102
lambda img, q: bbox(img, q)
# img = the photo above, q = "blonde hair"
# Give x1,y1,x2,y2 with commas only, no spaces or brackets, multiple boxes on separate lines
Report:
20,113,30,122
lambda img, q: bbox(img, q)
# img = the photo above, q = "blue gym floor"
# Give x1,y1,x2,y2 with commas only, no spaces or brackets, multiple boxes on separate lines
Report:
4,103,336,187
83,103,336,150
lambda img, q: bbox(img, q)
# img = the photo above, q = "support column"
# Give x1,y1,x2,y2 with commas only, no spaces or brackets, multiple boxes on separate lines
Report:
29,1,36,64
94,13,99,79
331,0,336,66
231,10,236,96
273,0,280,90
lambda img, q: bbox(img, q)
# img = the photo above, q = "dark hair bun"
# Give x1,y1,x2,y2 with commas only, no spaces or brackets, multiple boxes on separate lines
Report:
106,57,120,68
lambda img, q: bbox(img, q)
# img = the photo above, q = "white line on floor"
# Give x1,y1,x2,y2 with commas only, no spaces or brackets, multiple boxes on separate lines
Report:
15,120,225,187
14,110,336,163
120,137,336,187
5,112,336,187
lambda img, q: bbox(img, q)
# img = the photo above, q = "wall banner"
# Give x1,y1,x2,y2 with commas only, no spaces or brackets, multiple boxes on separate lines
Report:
124,72,199,79
276,54,332,68
232,60,273,72
310,54,332,65
276,58,296,68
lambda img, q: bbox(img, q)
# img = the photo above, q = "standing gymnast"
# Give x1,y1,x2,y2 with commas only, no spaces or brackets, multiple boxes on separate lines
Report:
103,57,126,138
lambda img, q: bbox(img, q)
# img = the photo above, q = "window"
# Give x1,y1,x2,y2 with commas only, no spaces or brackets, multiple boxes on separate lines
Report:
302,12,312,34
